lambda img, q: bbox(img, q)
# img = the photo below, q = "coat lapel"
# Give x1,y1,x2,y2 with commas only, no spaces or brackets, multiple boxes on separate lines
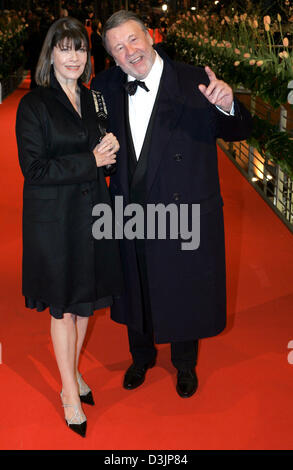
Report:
129,83,161,199
49,67,83,120
146,59,186,197
124,92,138,182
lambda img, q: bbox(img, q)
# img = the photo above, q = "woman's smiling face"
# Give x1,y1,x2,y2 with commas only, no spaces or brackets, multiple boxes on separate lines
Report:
52,39,87,83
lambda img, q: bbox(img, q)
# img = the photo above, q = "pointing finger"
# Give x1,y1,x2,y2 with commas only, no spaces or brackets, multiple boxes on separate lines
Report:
205,66,217,82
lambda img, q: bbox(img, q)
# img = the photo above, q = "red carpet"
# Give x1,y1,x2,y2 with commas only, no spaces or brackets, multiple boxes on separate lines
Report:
0,79,293,450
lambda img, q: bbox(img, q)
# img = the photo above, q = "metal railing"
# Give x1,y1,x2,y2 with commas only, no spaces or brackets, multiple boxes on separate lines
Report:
218,92,293,233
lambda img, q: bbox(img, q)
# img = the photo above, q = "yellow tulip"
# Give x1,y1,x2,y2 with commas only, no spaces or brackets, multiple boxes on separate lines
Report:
279,51,289,59
263,15,271,25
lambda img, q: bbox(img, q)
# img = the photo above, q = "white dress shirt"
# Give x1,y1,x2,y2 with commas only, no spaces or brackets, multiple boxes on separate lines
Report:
128,52,164,160
127,52,234,160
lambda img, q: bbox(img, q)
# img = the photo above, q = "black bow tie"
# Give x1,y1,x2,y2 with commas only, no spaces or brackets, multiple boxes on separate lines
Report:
124,80,149,95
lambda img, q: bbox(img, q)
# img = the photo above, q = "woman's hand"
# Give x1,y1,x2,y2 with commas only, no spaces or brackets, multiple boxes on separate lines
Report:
93,132,120,167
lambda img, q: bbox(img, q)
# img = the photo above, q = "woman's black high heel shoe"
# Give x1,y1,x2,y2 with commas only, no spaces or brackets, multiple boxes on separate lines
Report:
60,391,87,438
77,373,95,406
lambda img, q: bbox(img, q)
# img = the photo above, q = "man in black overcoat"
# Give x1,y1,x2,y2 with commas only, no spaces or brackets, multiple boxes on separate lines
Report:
91,10,252,397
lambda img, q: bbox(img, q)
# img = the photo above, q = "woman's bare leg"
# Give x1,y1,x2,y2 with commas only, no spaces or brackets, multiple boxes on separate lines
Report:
51,313,85,422
75,316,90,389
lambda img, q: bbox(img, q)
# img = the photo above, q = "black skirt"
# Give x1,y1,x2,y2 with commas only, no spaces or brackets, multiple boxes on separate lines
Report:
25,296,113,319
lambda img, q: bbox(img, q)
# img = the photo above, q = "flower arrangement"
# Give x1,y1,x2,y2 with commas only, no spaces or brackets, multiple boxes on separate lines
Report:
167,11,293,109
166,11,293,177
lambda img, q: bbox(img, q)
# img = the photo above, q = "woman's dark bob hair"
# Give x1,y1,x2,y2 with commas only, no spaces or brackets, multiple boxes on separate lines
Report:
35,17,91,87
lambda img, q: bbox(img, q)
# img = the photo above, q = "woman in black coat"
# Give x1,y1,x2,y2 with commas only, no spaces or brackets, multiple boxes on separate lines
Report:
15,17,123,438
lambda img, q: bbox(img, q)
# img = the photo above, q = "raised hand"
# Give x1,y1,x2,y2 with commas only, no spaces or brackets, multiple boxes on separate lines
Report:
198,66,233,113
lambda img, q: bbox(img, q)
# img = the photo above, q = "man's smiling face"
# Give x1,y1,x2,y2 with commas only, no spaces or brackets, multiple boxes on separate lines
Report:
106,20,156,80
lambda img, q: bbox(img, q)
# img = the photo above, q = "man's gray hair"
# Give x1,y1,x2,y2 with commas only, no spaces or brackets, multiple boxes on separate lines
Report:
102,10,148,54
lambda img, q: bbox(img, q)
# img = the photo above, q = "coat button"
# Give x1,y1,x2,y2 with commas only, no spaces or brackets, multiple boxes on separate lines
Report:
174,153,182,161
173,192,180,201
82,189,89,196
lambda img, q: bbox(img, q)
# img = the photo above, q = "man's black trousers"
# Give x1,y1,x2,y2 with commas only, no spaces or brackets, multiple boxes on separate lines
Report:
127,239,198,370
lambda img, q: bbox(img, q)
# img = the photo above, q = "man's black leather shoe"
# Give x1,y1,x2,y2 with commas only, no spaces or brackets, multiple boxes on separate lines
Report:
176,369,198,398
123,359,156,390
